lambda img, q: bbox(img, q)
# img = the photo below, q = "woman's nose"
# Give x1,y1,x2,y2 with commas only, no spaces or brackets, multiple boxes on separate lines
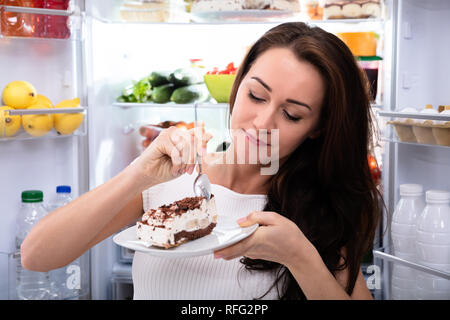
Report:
252,104,277,130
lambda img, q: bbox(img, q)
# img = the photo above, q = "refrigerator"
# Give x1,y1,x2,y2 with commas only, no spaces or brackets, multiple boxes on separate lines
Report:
0,0,449,300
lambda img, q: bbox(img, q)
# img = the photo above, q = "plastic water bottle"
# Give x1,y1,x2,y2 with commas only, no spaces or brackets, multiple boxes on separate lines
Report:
47,185,81,299
16,190,54,300
415,190,450,300
390,184,425,300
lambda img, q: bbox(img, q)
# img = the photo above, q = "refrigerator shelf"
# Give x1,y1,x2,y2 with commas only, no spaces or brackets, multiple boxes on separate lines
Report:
377,110,450,122
94,10,385,26
0,5,76,17
373,247,450,280
382,138,450,150
113,101,229,110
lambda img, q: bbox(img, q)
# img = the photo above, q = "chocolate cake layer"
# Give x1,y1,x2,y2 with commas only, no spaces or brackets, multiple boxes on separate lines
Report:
174,222,217,243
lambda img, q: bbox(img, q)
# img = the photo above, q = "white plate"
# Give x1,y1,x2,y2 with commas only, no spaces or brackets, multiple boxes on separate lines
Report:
113,215,258,258
191,10,293,22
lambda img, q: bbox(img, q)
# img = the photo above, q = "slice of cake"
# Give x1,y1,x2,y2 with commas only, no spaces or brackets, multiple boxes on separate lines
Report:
137,195,218,249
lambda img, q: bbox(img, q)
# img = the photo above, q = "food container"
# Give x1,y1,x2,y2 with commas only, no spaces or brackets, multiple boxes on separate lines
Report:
300,0,324,20
387,107,418,143
357,56,382,102
120,0,171,22
432,106,450,147
203,74,236,103
323,0,382,20
412,105,438,145
432,124,450,147
337,32,378,57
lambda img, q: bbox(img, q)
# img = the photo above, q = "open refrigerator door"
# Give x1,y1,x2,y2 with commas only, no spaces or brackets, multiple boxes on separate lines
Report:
0,0,90,299
374,0,450,300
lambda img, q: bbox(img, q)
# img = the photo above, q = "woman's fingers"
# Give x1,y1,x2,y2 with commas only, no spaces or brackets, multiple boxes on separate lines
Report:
237,211,280,227
214,233,255,260
167,126,213,174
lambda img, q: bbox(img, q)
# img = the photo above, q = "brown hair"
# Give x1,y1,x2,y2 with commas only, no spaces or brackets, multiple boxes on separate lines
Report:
229,22,382,299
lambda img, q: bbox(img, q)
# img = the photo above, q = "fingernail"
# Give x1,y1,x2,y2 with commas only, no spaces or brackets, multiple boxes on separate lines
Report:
214,253,223,259
237,217,247,224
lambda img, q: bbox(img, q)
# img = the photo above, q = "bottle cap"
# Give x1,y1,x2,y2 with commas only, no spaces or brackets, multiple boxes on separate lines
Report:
399,184,423,196
426,190,450,203
22,190,43,203
56,185,71,193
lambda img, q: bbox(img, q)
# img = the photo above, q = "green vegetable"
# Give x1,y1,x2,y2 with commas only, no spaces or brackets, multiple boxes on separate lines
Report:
132,78,152,102
170,84,210,104
152,84,175,103
148,71,171,87
168,68,203,88
116,78,152,103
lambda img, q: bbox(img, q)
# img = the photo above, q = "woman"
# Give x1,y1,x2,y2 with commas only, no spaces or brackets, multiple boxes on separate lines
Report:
21,22,381,300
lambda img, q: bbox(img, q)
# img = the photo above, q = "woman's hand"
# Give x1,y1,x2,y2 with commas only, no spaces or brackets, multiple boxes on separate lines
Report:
129,124,212,189
213,211,318,268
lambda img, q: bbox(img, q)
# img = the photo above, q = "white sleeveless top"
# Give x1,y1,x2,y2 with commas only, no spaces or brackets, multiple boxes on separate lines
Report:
132,173,281,300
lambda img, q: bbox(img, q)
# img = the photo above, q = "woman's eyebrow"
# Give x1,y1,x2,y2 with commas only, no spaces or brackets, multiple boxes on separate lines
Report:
251,76,311,111
286,99,311,111
251,76,272,92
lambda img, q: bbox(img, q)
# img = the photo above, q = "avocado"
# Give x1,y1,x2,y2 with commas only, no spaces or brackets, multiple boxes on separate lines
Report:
170,84,209,104
151,83,175,103
148,71,170,87
168,68,203,88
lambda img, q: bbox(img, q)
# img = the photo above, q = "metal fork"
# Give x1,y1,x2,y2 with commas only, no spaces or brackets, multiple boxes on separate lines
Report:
192,102,212,200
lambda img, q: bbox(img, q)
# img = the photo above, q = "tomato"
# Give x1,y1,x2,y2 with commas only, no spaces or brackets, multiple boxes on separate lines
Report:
207,63,238,75
226,62,235,70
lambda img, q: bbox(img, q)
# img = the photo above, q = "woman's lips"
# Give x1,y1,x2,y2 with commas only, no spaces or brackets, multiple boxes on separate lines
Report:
243,129,270,146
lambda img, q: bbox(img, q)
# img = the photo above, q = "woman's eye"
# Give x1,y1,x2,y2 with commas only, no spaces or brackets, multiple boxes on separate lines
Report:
248,91,265,103
283,110,301,122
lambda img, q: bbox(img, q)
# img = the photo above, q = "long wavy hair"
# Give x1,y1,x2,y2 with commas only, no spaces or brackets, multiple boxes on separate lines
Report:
229,22,382,299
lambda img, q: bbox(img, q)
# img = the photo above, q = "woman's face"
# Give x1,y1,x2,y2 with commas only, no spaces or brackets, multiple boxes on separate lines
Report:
230,47,325,163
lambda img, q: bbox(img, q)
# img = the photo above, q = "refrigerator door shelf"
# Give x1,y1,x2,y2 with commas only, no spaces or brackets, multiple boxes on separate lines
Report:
0,250,90,300
1,108,87,142
373,246,450,281
377,110,450,122
0,5,83,41
0,5,75,17
378,111,450,148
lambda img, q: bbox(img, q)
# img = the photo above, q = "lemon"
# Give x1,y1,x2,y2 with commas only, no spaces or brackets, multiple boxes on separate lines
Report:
53,98,83,135
22,105,53,137
2,81,37,109
0,106,21,137
30,94,53,109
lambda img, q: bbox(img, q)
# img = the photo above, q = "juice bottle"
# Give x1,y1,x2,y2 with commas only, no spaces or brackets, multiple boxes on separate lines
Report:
43,0,70,39
1,0,41,37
